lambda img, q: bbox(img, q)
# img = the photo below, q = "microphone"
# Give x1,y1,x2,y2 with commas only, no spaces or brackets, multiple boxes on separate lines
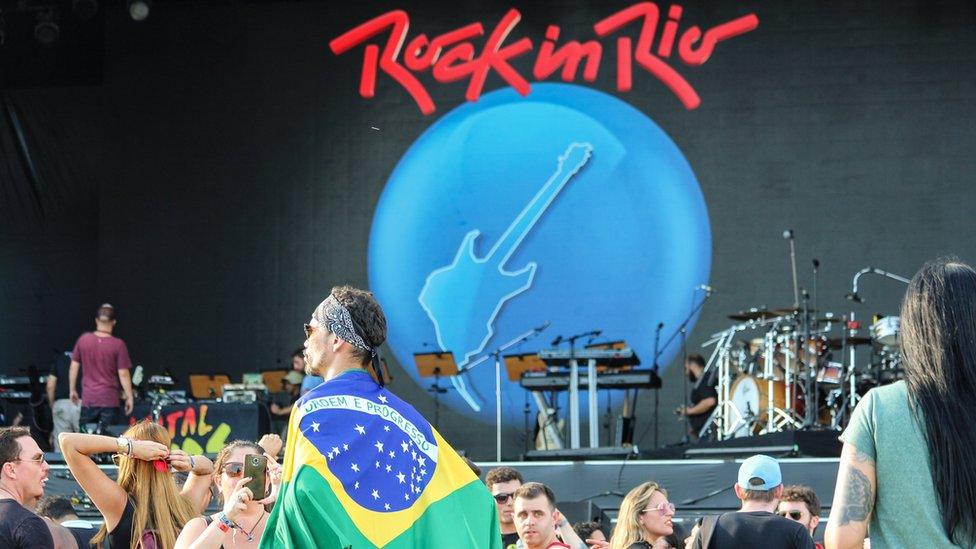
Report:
657,322,664,329
812,259,820,269
845,292,863,303
697,284,715,293
534,320,551,332
590,330,603,338
783,229,794,240
551,335,563,346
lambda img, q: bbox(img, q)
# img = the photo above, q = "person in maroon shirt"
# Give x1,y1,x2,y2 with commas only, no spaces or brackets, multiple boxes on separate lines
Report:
68,304,134,429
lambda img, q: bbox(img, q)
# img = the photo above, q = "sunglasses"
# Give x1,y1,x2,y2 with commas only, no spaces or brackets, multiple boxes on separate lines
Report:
641,501,676,516
492,492,514,504
778,510,803,521
222,462,270,478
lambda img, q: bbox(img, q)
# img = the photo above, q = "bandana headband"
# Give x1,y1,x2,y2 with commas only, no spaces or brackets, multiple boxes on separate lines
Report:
313,295,372,353
312,294,386,386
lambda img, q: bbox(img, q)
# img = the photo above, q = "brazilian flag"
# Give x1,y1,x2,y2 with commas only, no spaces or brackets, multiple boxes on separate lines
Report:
260,370,502,548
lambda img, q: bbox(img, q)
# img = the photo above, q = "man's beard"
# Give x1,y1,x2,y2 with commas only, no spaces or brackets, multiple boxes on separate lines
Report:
687,371,697,382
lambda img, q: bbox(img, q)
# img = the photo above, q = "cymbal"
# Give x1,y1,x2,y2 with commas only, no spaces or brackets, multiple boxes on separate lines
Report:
826,336,872,349
728,308,780,321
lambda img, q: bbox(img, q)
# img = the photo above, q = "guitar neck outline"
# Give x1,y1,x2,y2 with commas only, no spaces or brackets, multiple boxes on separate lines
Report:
484,142,594,268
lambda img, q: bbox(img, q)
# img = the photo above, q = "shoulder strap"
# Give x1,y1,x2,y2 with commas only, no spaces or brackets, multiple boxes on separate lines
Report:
694,514,722,549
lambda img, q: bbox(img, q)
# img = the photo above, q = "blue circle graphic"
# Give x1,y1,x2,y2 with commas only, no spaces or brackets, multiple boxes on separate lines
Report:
369,83,711,428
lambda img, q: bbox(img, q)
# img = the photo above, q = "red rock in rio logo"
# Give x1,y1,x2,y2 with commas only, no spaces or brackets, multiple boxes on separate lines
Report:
329,2,759,115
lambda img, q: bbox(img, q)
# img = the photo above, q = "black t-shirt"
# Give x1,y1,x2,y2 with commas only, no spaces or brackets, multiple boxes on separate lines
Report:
501,531,519,549
689,380,718,432
0,499,55,549
709,511,814,549
50,352,80,401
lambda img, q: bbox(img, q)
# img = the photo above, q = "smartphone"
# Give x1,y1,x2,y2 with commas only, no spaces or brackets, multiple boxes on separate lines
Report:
243,454,268,500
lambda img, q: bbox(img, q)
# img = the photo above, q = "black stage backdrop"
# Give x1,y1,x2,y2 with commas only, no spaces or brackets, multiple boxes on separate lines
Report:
2,1,975,458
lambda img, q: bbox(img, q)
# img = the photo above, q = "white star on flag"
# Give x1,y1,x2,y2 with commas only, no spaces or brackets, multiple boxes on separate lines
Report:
375,461,380,468
355,425,366,435
327,452,334,460
384,425,390,432
385,464,392,473
378,395,388,403
351,463,360,472
354,481,360,490
385,503,391,510
311,421,320,432
343,443,349,451
404,493,410,500
401,441,409,452
411,450,417,460
388,450,396,459
396,472,406,484
418,456,426,467
332,446,340,455
372,489,380,500
374,441,384,452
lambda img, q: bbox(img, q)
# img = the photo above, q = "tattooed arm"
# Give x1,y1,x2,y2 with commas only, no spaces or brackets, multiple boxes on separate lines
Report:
824,442,876,549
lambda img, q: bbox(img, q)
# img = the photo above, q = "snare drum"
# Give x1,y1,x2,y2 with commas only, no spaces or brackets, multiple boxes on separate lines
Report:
871,316,901,347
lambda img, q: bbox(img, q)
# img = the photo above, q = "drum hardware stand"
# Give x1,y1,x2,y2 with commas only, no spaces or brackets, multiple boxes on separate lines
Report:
842,267,912,422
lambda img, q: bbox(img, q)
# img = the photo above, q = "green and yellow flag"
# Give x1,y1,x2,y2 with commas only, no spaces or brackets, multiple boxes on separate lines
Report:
260,370,502,548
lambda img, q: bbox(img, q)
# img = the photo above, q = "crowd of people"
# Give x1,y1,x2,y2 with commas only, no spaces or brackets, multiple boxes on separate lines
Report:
1,258,974,548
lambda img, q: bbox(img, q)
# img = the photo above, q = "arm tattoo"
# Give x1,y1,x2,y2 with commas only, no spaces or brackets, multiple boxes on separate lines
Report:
851,446,874,464
837,466,874,525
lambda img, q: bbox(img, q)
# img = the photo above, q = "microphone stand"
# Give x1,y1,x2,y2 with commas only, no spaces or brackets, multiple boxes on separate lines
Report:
655,289,713,364
657,288,712,444
461,324,548,461
651,323,664,448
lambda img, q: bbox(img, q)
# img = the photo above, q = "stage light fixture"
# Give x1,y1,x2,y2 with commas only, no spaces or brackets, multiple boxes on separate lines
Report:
34,10,60,47
128,0,150,22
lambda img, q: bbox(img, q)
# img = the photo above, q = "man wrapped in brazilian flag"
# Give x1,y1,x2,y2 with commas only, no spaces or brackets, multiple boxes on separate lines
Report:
261,286,501,548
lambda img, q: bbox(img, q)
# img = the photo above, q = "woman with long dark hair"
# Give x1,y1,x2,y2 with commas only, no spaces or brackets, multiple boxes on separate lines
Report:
825,258,976,548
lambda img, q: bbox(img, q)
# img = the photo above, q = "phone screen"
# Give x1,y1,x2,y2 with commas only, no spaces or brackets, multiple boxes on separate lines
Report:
243,454,268,500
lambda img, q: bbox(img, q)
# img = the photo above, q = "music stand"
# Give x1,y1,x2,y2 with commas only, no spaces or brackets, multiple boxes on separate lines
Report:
503,353,547,382
414,352,458,430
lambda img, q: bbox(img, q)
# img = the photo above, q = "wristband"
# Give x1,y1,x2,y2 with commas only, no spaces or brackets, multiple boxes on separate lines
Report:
216,513,233,533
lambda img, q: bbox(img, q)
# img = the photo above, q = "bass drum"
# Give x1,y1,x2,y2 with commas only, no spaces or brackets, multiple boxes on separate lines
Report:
728,375,805,437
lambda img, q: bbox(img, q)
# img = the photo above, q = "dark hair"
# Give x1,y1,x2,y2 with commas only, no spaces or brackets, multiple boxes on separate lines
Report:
485,466,524,490
0,426,30,467
514,482,556,509
36,496,76,520
462,456,481,477
292,348,304,359
781,485,821,516
686,354,706,368
330,285,387,366
574,521,605,540
901,258,976,544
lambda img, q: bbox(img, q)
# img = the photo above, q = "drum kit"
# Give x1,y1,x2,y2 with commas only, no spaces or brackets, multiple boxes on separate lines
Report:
699,304,904,440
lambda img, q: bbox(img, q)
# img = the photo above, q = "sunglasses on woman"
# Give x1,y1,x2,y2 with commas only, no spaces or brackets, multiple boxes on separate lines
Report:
778,510,803,521
222,462,271,477
640,501,676,516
